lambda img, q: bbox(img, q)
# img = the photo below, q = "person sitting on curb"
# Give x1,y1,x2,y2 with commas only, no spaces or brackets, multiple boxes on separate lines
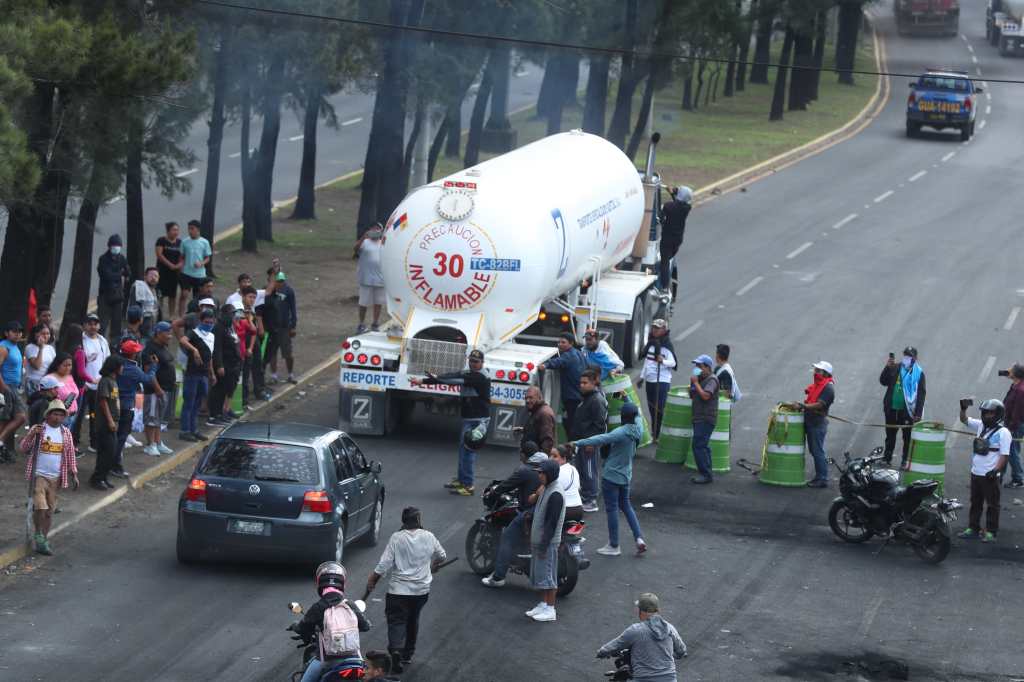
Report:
21,400,79,556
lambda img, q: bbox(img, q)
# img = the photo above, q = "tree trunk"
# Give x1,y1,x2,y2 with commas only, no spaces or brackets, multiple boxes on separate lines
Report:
200,25,230,251
736,0,757,91
536,54,560,120
582,54,610,135
240,79,257,253
836,1,862,85
65,165,103,328
605,0,639,149
427,110,448,182
770,26,795,121
484,44,512,131
31,131,74,309
625,66,655,161
751,7,774,84
245,54,286,246
706,65,719,107
724,44,738,97
810,10,827,101
682,60,694,111
464,52,495,167
693,59,706,111
291,79,322,220
125,114,145,281
788,29,814,111
401,96,426,192
443,104,461,157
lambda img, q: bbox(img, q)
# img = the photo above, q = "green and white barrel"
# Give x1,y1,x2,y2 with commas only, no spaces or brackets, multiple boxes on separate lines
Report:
759,406,806,487
686,394,731,472
901,421,946,494
604,374,653,448
656,388,692,464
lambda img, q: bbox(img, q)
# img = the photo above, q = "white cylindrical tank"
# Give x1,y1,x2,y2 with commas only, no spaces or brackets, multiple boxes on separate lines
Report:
380,131,644,350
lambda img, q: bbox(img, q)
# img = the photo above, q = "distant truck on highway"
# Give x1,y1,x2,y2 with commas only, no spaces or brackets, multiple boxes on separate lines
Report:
337,131,667,444
987,0,1024,55
895,0,960,36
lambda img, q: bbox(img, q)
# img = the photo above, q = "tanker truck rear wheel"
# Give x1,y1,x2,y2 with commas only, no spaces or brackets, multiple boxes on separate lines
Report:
622,295,648,368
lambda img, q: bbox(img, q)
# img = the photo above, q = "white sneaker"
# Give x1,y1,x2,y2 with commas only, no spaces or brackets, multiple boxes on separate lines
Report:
582,501,599,513
531,604,556,622
636,538,647,555
126,435,143,448
597,544,621,556
87,446,97,454
525,602,546,617
143,444,161,457
481,575,506,588
157,443,174,455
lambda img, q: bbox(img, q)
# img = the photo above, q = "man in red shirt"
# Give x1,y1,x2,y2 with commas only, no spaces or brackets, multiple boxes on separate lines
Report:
1001,363,1024,488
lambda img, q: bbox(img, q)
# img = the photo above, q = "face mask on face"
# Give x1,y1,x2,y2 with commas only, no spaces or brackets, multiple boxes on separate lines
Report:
110,246,122,256
692,366,702,378
901,356,913,368
198,323,214,333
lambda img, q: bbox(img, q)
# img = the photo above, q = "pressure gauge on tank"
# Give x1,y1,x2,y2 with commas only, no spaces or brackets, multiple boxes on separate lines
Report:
436,189,475,222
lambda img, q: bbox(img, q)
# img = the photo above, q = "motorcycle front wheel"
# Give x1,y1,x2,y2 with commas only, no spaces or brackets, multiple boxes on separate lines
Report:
465,520,500,576
828,500,875,543
910,511,952,565
556,546,579,597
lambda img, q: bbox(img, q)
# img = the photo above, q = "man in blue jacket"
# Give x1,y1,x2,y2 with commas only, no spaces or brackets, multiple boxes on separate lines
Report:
538,332,595,437
111,339,161,478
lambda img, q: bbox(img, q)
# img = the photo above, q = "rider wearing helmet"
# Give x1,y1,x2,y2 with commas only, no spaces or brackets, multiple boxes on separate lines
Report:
657,185,693,292
295,561,372,682
958,398,1010,543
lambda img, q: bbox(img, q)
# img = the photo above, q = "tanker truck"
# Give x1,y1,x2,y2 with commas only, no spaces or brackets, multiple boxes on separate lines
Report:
895,0,960,37
338,131,666,443
987,0,1024,55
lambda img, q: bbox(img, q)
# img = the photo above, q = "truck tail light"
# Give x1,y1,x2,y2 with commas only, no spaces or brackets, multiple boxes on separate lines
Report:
518,371,530,382
185,478,207,502
560,314,570,323
539,311,547,321
341,340,351,350
343,352,355,363
526,362,535,371
370,354,382,366
964,97,971,111
357,353,368,364
303,490,332,513
495,370,505,379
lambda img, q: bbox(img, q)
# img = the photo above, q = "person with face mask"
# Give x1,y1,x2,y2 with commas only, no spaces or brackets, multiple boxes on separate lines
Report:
800,361,836,488
208,304,242,425
957,399,1010,542
354,223,386,334
879,346,927,469
178,309,216,442
96,234,131,342
1000,363,1024,489
689,354,719,485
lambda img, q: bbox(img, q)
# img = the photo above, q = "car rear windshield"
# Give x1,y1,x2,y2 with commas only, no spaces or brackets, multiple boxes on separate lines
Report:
199,439,320,484
918,76,969,92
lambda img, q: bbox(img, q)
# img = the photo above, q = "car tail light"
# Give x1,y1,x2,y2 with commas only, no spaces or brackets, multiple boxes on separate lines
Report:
495,369,505,379
343,352,355,363
357,353,368,364
526,362,535,371
303,490,332,513
964,97,971,111
518,371,530,382
341,340,351,350
185,478,206,502
907,92,916,107
370,354,381,366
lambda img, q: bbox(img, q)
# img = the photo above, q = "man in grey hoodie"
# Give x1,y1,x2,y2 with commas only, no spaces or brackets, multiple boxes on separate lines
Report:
597,593,687,682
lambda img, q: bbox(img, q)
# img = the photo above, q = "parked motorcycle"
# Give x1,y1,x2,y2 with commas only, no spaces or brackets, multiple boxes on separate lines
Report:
465,480,588,596
827,447,962,564
286,601,367,681
603,649,632,680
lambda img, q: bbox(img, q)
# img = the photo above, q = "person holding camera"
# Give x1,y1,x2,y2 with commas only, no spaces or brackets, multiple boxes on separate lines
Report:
957,398,1010,543
1000,364,1024,489
597,593,687,682
879,346,926,469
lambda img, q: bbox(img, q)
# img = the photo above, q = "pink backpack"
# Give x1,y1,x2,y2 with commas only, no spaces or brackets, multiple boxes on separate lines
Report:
319,601,360,659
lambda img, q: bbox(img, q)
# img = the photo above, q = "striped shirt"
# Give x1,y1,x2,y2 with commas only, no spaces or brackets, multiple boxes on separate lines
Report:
21,425,77,488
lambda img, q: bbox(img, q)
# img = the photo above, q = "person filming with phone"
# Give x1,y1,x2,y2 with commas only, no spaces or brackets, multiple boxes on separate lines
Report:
957,398,1009,543
879,346,927,469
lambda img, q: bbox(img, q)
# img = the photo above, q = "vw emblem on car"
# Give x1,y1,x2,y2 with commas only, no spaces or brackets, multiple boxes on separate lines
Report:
249,484,261,496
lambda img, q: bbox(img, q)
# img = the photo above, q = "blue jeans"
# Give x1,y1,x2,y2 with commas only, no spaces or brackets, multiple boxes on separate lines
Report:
181,374,209,434
691,421,714,479
806,421,828,482
601,478,643,548
577,445,599,504
458,418,488,486
1008,424,1024,483
300,659,322,682
645,381,670,439
493,510,527,580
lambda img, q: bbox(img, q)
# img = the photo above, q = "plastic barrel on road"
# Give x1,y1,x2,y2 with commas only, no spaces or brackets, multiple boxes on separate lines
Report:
759,406,806,486
604,375,653,448
656,388,692,464
901,421,946,494
686,394,731,472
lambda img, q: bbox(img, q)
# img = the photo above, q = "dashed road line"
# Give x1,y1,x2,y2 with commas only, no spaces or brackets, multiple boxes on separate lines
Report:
941,151,956,162
736,276,764,297
967,44,974,52
288,134,305,142
985,105,991,115
972,55,978,64
979,119,987,130
175,168,199,178
874,190,894,203
976,67,982,75
1005,307,1021,331
341,117,363,126
786,242,813,259
908,170,927,183
979,355,997,383
833,213,858,230
986,92,992,101
673,320,704,342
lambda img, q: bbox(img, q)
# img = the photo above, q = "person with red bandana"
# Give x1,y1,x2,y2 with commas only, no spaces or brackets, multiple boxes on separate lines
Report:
800,361,835,488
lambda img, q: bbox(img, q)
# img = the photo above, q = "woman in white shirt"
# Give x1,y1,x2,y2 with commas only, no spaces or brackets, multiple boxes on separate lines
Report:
24,323,56,396
551,445,584,522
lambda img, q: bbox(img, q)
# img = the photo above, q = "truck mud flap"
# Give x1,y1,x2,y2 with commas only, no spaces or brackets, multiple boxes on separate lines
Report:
339,389,389,436
487,404,521,447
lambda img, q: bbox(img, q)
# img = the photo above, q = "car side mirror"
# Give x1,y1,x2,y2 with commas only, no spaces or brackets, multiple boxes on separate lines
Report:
975,86,984,93
371,461,382,474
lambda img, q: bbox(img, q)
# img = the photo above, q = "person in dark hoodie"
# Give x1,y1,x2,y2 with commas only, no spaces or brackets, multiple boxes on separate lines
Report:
526,459,565,623
482,442,545,589
96,234,131,342
657,186,692,293
597,592,687,682
208,304,242,425
572,368,607,513
293,561,371,682
538,332,594,433
879,346,926,469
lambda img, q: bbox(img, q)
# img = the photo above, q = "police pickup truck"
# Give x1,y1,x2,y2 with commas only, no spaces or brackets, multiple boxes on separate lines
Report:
905,70,982,141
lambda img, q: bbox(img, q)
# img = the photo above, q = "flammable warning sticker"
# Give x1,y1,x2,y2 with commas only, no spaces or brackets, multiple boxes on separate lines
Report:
405,220,500,312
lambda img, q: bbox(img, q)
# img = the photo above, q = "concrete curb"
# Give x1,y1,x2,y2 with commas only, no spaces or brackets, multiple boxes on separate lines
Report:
0,353,340,570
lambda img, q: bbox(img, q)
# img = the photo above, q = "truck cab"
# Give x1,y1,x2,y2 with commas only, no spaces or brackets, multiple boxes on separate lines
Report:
905,70,981,141
895,0,960,37
988,0,1024,55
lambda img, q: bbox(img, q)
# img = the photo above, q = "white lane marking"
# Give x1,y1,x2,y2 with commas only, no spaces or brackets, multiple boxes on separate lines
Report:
105,194,125,206
288,134,304,142
972,55,978,64
673,320,704,342
341,117,363,126
985,105,991,115
908,170,927,183
961,34,967,41
979,119,987,130
859,593,886,638
735,276,764,297
976,67,982,75
436,520,465,544
228,151,241,158
979,355,997,383
1005,307,1021,331
941,151,956,162
967,44,974,52
175,168,199,178
833,213,858,230
874,190,894,203
786,242,814,259
986,92,992,101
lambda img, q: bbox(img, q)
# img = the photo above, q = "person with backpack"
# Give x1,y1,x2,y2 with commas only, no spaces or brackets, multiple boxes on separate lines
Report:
570,401,648,557
294,561,371,682
365,507,448,674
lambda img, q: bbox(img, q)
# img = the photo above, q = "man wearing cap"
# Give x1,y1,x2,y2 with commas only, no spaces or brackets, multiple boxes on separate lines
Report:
142,322,176,457
354,224,386,334
180,219,212,299
128,266,161,340
209,303,243,425
597,592,687,682
263,269,298,385
879,347,927,468
27,375,62,427
0,321,27,462
538,332,593,436
20,400,78,556
365,507,447,673
96,234,131,342
802,361,836,488
179,308,216,442
657,186,693,293
412,349,491,496
689,354,720,485
641,320,676,442
582,329,624,381
112,339,161,477
81,313,110,451
482,441,545,589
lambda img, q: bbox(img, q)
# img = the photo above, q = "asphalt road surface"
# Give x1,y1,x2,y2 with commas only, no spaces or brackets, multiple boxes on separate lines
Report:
2,4,1023,681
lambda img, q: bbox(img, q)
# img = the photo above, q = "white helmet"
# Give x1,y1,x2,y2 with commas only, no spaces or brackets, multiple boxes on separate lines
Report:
673,186,693,204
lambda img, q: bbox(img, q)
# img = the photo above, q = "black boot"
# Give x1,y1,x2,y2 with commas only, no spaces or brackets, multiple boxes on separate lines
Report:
389,651,404,674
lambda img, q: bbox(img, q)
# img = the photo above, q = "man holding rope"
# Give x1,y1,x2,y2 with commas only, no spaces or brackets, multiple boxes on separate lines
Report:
801,361,836,488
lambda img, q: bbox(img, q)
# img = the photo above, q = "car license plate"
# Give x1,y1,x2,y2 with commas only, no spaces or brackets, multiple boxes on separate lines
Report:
928,114,945,121
567,543,583,556
229,519,267,535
